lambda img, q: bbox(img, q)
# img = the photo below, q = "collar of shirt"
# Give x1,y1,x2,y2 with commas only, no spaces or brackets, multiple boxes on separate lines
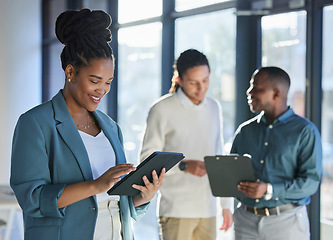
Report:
258,107,295,125
176,88,207,109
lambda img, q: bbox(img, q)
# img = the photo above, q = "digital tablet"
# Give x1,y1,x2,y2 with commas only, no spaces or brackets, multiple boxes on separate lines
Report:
107,151,185,197
204,155,255,198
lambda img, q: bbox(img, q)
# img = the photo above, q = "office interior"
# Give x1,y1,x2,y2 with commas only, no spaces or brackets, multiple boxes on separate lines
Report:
0,0,332,239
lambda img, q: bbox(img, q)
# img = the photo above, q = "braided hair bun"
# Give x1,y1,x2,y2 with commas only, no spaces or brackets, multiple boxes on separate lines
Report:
55,8,113,70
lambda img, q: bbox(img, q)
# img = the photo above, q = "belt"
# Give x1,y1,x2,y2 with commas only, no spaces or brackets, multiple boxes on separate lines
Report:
242,203,298,216
98,199,120,209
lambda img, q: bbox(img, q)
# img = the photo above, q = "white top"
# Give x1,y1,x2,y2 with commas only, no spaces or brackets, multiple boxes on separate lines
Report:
79,130,120,202
140,88,233,218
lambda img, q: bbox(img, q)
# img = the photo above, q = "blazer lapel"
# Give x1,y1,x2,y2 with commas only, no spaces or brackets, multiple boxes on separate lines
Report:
92,111,127,165
52,91,93,181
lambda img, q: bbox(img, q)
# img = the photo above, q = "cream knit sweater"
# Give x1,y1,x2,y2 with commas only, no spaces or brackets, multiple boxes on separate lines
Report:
140,89,233,218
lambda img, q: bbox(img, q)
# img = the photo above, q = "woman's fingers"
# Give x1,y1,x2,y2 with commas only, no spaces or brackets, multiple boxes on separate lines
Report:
142,175,152,188
132,168,166,192
132,183,144,191
132,168,167,206
106,164,136,178
95,164,136,193
132,174,154,192
157,168,166,185
152,170,159,186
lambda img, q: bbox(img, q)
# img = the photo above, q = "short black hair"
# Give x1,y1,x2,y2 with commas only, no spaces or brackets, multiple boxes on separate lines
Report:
256,66,291,88
55,8,114,71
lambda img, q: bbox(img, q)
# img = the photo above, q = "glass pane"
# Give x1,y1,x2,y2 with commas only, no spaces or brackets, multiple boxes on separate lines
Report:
48,43,65,99
85,0,107,11
118,23,162,164
262,11,306,117
176,10,236,240
176,0,232,11
176,9,236,153
118,25,162,240
321,5,333,236
44,0,66,38
118,0,162,23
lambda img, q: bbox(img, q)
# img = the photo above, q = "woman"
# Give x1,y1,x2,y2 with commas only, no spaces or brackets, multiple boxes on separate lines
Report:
10,9,164,240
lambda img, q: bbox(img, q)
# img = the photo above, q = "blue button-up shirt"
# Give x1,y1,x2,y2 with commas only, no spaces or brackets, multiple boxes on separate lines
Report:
231,108,322,208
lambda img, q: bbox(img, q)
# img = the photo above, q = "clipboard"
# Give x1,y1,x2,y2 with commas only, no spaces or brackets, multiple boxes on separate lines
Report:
204,155,255,198
107,151,185,197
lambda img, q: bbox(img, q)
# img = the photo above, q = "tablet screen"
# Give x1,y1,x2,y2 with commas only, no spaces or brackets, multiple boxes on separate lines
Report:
107,151,184,196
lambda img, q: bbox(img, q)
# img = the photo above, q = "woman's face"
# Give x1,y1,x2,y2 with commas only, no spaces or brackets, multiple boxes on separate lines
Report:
65,58,114,112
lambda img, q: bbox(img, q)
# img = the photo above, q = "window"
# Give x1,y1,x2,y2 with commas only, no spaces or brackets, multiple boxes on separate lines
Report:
262,11,307,117
321,5,333,232
176,0,232,11
118,0,162,23
118,23,162,164
48,43,66,98
42,0,67,101
84,0,107,10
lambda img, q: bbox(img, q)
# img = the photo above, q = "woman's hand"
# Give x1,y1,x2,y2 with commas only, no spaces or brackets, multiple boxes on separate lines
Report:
94,164,136,194
58,164,136,209
132,168,166,207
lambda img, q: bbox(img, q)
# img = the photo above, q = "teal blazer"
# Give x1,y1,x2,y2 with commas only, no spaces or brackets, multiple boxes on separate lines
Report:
10,91,148,240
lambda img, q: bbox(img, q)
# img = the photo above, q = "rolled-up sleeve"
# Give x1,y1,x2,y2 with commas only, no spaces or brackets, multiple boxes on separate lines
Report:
10,113,66,218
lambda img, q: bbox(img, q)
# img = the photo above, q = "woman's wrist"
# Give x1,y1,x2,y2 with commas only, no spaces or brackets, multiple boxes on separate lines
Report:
88,180,102,196
133,195,146,208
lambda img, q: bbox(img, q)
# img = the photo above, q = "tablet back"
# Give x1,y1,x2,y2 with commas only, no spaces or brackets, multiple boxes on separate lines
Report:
204,155,255,198
108,151,184,196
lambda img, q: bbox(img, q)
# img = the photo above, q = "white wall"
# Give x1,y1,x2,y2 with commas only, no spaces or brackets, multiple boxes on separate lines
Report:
0,0,42,185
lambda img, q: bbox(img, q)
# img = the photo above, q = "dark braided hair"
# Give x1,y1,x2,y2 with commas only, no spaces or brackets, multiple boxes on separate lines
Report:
55,8,114,71
169,49,210,93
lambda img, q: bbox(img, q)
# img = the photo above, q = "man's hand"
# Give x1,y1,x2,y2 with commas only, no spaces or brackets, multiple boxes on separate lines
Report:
237,181,267,199
220,209,233,231
184,160,206,177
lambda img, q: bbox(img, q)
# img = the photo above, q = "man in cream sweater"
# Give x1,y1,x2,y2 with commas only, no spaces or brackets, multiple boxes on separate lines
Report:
140,49,233,240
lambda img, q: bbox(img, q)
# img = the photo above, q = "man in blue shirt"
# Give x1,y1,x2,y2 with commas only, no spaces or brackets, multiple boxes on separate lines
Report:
231,66,322,239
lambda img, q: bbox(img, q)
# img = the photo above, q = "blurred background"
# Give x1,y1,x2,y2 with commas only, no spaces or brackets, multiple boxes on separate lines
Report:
0,0,332,239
